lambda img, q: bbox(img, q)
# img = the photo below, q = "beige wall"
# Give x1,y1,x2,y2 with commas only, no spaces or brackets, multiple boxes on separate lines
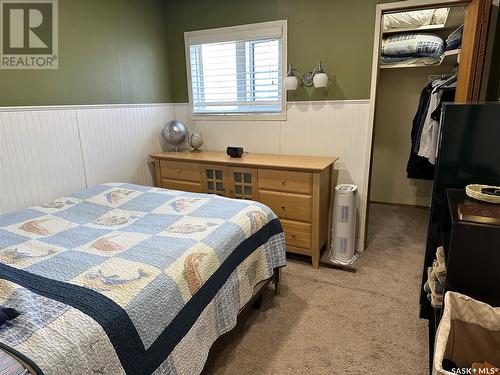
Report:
370,67,451,207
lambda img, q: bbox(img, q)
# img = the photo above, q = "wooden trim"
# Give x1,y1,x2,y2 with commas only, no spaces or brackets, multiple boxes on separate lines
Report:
363,3,384,252
377,0,470,12
154,159,161,187
286,245,312,256
311,172,321,269
455,0,492,102
370,200,431,210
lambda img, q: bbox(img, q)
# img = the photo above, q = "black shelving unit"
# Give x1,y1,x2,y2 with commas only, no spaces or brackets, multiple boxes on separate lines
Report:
420,103,500,322
427,188,500,369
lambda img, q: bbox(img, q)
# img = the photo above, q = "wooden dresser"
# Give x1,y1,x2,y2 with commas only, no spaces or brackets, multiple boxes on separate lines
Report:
149,151,338,268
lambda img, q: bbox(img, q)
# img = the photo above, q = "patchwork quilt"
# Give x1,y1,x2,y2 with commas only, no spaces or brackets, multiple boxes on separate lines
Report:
0,183,286,375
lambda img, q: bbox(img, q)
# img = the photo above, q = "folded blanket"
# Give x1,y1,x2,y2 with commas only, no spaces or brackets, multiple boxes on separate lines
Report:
433,246,447,285
446,25,463,51
383,9,435,31
426,267,444,308
382,33,445,60
0,306,19,325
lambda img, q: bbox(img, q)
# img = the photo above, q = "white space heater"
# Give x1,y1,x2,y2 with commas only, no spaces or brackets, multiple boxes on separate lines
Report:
330,184,358,265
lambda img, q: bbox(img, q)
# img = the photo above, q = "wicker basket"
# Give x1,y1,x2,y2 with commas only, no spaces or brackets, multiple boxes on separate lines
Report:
465,184,500,204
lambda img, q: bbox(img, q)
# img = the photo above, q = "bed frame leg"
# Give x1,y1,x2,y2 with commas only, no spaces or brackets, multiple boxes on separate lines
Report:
251,294,263,309
273,268,281,295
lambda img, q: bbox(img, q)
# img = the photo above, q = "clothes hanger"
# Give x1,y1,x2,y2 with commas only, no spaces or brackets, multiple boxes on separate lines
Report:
428,73,451,82
428,65,459,83
433,74,457,91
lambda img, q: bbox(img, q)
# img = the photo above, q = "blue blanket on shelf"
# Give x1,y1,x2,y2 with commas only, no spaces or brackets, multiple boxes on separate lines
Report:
382,32,445,60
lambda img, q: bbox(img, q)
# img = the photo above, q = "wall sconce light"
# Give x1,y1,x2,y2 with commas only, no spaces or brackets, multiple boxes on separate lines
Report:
284,61,328,91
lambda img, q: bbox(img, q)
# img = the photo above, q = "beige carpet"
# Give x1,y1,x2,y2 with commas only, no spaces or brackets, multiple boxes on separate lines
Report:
203,203,430,375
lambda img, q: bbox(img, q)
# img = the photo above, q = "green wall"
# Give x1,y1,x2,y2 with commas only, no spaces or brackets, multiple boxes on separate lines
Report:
165,0,385,102
1,0,391,106
0,0,171,106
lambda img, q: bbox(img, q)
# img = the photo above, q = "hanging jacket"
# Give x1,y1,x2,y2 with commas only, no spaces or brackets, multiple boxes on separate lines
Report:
406,81,436,180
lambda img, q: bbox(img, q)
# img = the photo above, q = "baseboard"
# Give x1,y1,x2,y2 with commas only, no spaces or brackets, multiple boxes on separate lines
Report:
369,200,430,210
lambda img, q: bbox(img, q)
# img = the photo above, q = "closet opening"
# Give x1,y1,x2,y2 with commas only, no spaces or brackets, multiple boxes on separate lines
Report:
371,5,465,209
363,0,492,250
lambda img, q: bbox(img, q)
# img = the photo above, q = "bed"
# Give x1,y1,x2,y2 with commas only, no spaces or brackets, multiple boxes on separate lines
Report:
0,183,286,375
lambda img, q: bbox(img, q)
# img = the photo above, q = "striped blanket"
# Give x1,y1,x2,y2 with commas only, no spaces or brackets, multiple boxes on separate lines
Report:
0,183,286,374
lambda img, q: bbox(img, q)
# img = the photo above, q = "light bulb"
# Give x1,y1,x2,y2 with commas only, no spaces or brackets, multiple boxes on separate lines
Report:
313,72,328,88
284,76,299,91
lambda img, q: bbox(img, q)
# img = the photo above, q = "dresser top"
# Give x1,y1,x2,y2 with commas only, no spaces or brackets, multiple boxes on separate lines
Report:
150,151,338,172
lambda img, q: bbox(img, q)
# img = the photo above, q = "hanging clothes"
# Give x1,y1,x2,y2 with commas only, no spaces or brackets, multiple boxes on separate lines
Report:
418,80,456,164
407,76,456,176
431,87,456,121
406,81,435,179
418,86,444,164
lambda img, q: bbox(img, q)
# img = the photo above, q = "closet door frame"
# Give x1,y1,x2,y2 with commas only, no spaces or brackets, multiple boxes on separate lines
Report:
362,0,491,249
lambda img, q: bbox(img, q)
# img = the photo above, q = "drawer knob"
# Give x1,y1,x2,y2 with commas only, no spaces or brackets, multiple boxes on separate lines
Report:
177,169,181,173
281,206,285,210
281,180,286,184
291,234,296,238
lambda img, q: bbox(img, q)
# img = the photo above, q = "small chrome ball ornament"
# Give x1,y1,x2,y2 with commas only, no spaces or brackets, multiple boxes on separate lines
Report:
188,133,204,152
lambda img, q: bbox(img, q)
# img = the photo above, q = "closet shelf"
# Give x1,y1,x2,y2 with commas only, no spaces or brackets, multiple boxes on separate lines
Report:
380,49,460,70
383,6,465,35
440,49,460,66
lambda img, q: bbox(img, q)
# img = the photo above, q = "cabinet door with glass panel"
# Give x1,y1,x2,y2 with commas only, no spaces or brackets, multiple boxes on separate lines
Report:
201,164,228,196
228,167,258,200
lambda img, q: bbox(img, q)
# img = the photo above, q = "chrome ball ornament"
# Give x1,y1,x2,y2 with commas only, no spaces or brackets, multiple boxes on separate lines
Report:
188,133,203,151
162,120,189,150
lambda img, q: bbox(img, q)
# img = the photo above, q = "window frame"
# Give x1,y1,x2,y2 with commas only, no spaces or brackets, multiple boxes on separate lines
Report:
184,20,288,121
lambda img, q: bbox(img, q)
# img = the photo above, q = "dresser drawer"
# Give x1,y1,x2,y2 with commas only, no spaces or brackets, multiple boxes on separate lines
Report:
282,220,312,250
160,161,201,182
162,179,203,193
259,190,312,223
258,169,312,194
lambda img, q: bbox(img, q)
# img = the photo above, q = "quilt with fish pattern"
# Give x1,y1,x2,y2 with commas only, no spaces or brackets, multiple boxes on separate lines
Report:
0,183,286,375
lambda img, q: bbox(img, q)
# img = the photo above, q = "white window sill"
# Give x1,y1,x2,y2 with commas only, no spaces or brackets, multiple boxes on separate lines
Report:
191,112,287,122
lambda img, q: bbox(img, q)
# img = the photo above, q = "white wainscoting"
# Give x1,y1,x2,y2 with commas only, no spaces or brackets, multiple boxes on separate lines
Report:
0,101,370,250
0,104,176,214
172,100,371,251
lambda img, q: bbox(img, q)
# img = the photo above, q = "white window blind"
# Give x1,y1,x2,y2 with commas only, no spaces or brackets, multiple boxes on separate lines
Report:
185,21,287,117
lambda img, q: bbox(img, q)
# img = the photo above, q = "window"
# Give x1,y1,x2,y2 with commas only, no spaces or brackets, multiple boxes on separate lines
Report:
185,20,287,119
